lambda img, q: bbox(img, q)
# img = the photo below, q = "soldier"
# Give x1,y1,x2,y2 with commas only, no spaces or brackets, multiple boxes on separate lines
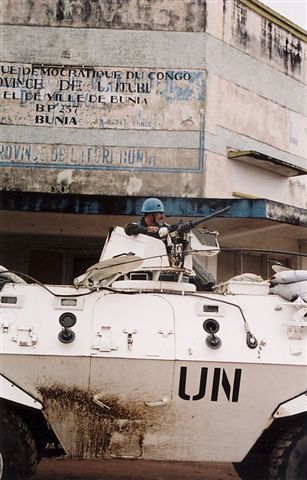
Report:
124,198,169,239
125,198,215,290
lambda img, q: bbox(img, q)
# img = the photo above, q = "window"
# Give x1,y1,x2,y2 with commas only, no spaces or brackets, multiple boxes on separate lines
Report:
28,250,64,284
217,250,294,282
0,234,101,285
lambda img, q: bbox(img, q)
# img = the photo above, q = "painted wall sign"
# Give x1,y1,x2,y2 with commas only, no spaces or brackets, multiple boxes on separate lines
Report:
0,141,204,172
1,0,206,32
0,63,205,131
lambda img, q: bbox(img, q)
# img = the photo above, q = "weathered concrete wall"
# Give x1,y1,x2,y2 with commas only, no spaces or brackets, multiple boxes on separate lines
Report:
0,0,306,206
0,2,208,198
0,62,206,196
222,1,305,80
0,0,206,31
205,1,307,207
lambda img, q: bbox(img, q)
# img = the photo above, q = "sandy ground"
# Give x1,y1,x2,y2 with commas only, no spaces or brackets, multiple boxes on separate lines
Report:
33,458,240,480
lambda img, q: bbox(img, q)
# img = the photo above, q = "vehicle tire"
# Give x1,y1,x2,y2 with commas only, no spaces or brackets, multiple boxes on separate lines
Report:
270,425,307,480
233,452,270,479
0,406,38,480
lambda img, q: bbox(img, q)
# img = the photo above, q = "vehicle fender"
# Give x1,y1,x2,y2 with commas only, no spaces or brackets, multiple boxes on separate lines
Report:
0,375,42,410
273,392,307,419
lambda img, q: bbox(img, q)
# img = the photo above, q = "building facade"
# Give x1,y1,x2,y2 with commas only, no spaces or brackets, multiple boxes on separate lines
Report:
0,0,306,283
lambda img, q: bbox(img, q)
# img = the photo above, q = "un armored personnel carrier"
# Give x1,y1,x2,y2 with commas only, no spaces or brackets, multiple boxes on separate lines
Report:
0,211,306,480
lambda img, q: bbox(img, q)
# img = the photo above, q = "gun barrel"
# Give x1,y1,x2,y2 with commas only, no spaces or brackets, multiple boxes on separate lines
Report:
189,206,231,228
173,206,231,234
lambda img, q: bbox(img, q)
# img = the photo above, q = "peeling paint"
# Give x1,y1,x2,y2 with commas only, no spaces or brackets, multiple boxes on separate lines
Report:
126,176,143,195
289,179,307,209
38,384,148,458
55,169,74,192
0,165,204,198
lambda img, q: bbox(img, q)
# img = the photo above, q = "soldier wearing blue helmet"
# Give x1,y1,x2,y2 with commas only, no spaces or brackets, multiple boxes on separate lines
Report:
125,197,215,289
141,198,164,215
124,198,169,238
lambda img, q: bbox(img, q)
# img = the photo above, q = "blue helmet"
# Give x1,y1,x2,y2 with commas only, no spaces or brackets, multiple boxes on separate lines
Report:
141,198,164,214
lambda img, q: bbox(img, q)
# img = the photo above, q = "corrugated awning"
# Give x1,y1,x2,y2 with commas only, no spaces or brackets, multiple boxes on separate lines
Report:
228,150,307,177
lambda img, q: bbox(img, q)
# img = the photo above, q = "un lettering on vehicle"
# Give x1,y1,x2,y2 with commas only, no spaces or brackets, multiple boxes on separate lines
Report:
178,366,242,402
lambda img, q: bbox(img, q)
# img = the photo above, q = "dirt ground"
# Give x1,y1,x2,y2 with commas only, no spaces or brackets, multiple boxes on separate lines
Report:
33,458,240,480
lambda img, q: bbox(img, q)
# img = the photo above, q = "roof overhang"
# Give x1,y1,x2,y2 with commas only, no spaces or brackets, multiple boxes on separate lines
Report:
228,150,307,177
0,191,306,227
0,192,306,248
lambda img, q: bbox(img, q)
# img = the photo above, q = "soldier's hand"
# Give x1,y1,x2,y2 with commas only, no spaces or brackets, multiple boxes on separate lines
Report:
147,226,159,233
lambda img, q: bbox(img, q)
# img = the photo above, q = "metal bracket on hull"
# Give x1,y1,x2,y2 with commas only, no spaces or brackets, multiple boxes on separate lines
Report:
12,326,38,347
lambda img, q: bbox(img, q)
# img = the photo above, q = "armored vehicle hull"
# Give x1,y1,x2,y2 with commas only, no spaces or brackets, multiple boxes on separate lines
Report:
1,227,306,480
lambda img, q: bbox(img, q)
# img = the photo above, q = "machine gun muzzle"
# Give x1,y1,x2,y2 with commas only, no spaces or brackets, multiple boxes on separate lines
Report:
171,206,231,235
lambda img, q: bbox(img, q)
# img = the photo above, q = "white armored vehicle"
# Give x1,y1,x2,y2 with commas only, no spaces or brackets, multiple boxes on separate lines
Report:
1,210,306,480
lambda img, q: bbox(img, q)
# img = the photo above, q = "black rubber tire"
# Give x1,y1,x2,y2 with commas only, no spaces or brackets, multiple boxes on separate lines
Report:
233,452,270,480
270,425,307,480
0,407,38,480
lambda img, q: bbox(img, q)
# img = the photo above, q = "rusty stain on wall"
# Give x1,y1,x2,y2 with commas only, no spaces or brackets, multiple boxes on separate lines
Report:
1,0,206,32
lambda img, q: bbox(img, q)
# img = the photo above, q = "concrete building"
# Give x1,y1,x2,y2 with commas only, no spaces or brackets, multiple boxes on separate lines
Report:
0,0,306,283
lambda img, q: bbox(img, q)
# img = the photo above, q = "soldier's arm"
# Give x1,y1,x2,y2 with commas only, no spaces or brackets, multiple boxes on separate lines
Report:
124,222,148,236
